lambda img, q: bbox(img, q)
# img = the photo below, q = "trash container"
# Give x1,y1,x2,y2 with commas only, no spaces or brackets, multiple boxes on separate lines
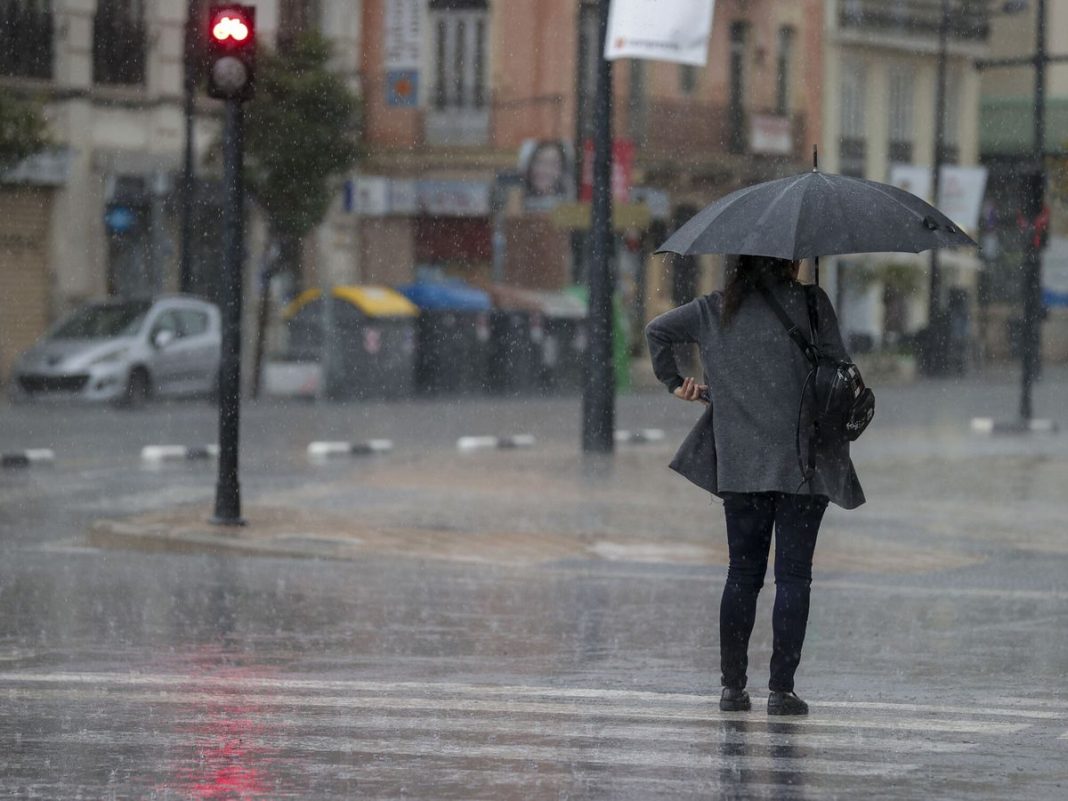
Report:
564,285,629,392
486,285,540,397
398,279,494,396
282,285,418,400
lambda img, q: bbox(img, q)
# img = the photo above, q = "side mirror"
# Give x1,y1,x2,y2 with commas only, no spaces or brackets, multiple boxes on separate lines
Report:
153,329,176,349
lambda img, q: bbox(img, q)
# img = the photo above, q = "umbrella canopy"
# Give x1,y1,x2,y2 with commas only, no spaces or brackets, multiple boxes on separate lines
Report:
657,170,977,260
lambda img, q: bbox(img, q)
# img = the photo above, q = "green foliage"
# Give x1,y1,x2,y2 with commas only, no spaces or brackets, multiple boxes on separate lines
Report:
0,90,48,170
243,33,362,241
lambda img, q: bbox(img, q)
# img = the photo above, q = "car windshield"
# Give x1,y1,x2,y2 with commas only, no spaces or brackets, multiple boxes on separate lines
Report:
50,301,152,340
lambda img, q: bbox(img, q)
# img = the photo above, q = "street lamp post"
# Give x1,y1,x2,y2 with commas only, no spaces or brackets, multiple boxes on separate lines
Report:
179,0,198,294
925,0,950,376
582,0,616,454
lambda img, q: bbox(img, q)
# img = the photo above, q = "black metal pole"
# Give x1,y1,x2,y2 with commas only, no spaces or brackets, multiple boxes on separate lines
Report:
179,0,197,294
213,99,245,525
582,0,615,454
1019,0,1047,423
925,0,949,376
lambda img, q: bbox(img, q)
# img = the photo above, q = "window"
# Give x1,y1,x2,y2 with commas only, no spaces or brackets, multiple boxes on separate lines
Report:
839,59,867,177
150,311,182,340
941,68,961,165
177,309,210,337
93,0,146,85
0,0,53,79
775,26,794,116
728,21,748,154
679,64,697,96
888,66,914,164
429,0,488,112
628,60,646,145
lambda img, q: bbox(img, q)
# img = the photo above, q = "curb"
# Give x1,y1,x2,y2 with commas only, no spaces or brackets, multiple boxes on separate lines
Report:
141,445,219,463
1,449,55,469
614,428,665,444
970,417,1059,435
308,439,394,459
457,434,535,451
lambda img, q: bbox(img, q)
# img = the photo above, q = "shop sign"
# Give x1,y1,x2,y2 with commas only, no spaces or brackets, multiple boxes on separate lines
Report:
416,180,491,216
749,114,792,156
384,0,422,106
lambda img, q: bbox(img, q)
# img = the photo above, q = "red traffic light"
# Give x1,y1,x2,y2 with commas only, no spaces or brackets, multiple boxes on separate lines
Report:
212,14,250,42
206,4,256,101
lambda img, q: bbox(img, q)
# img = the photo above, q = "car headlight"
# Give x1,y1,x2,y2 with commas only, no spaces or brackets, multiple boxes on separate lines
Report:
89,348,129,366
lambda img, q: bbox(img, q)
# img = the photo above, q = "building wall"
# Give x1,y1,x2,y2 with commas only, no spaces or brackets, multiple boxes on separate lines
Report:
1,0,362,337
821,0,988,349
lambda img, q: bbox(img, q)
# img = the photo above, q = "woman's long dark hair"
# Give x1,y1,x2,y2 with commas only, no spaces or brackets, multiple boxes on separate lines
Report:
721,255,796,327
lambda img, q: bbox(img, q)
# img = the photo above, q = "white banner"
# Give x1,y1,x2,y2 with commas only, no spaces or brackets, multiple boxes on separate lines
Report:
888,164,988,231
383,0,422,69
1043,236,1068,308
604,0,715,66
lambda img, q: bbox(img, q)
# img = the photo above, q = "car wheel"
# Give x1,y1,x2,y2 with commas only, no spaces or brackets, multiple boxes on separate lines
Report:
118,367,151,409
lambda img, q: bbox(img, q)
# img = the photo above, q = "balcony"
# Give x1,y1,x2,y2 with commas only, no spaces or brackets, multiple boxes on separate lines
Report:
838,0,990,43
616,99,808,166
0,2,53,80
364,72,567,154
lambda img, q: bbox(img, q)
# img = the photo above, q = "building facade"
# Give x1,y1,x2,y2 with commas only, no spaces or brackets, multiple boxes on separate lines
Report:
820,0,988,358
0,0,360,381
356,0,823,328
979,0,1068,362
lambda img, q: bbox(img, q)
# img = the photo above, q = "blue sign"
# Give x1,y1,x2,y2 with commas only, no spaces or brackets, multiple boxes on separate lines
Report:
386,70,419,107
104,205,138,234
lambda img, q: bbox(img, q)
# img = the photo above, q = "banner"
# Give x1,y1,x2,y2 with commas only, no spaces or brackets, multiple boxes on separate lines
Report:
384,0,422,106
888,164,988,231
604,0,715,66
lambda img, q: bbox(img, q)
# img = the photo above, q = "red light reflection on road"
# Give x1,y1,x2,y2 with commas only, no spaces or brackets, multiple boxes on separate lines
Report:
152,653,284,799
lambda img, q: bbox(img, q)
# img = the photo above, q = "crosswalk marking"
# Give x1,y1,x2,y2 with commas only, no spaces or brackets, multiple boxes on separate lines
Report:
0,671,1060,719
9,730,921,778
5,670,1063,793
0,675,1038,737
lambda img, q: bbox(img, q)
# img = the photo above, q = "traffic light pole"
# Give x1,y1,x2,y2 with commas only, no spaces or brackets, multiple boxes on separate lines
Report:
1019,0,1047,423
924,0,950,376
582,0,615,454
212,98,245,525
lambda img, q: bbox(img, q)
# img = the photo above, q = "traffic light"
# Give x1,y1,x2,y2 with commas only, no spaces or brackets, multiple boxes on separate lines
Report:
206,4,256,101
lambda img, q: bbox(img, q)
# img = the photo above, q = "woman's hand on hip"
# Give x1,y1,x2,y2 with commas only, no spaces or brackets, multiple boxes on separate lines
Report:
673,376,709,405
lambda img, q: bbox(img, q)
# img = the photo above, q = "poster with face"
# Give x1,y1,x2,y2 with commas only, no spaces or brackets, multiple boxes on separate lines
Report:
518,140,575,209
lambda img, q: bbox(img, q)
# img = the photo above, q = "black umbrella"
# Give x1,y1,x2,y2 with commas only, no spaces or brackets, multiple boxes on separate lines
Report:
657,169,977,260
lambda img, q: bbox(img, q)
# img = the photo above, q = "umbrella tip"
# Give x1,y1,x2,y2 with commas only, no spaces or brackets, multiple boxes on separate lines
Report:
812,145,819,171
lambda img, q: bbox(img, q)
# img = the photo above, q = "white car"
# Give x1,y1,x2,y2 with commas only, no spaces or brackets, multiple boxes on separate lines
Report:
10,295,222,405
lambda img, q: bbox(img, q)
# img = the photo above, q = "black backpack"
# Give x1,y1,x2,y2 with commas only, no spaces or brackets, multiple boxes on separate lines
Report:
758,283,875,485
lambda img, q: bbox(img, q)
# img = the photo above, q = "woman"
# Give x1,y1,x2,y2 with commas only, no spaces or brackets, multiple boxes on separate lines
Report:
645,255,864,716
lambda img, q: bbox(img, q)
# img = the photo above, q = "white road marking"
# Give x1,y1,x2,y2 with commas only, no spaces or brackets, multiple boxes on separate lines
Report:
0,671,1056,720
2,687,1032,736
14,730,920,778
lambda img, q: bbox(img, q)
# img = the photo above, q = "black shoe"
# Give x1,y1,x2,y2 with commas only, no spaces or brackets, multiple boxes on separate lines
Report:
720,687,751,712
767,690,808,716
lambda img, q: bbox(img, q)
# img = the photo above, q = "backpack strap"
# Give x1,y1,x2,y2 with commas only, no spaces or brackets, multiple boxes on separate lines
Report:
803,284,820,348
757,283,819,366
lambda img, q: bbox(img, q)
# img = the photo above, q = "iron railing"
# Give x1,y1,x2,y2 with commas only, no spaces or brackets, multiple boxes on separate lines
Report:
838,0,990,42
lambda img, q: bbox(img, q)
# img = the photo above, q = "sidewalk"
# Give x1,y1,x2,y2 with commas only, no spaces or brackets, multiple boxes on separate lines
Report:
89,434,1058,575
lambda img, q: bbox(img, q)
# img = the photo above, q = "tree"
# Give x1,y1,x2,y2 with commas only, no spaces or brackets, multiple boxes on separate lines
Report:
0,90,48,171
242,33,362,397
244,32,362,282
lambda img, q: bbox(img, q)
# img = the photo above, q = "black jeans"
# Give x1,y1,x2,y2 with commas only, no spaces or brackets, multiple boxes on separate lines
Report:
719,492,828,693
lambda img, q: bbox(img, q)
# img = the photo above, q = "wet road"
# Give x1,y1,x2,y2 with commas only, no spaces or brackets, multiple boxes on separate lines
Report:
2,375,1068,798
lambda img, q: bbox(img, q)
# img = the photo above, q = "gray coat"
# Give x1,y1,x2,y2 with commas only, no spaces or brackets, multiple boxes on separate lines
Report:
645,281,865,510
